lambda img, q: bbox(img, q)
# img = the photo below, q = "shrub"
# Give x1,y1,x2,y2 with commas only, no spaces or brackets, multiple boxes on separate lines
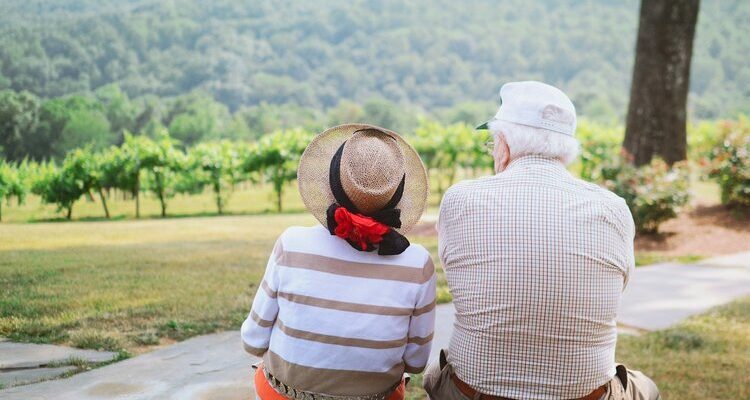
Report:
0,159,27,221
188,140,244,214
706,118,750,207
31,157,91,220
581,139,691,235
599,154,691,234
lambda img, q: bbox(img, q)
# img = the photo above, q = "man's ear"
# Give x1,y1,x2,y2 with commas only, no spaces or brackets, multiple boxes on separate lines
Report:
501,139,510,168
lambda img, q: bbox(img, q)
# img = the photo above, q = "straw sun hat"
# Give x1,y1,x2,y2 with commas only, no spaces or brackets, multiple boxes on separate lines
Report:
297,124,429,255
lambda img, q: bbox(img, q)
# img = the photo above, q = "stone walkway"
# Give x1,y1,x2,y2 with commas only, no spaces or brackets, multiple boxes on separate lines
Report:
618,251,750,330
0,340,117,388
2,251,749,399
1,332,255,400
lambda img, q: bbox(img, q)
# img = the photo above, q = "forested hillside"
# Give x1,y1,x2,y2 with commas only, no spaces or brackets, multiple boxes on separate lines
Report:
1,0,748,121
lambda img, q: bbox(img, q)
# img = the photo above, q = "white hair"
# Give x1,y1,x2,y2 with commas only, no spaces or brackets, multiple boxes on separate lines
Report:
489,119,580,165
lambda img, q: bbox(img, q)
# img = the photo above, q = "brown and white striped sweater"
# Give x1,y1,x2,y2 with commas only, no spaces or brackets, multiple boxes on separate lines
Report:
241,225,436,396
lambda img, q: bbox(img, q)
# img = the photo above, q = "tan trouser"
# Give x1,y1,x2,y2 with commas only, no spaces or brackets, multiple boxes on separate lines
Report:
423,350,660,400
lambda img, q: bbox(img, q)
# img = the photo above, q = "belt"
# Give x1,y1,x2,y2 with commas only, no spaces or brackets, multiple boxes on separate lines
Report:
262,367,400,400
450,373,608,400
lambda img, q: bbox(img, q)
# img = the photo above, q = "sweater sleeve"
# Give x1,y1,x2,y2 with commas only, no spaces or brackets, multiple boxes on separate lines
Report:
403,255,437,373
240,237,282,356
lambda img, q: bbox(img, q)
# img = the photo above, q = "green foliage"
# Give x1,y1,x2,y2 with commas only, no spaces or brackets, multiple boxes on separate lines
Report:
0,90,40,160
577,120,624,181
412,120,491,195
31,151,97,220
166,92,231,146
600,156,691,234
577,120,693,233
706,118,750,207
56,106,112,156
254,128,313,212
189,141,244,214
1,0,747,124
0,159,27,221
138,130,186,217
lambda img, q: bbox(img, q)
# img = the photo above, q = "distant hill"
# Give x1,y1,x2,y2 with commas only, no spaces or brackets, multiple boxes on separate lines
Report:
1,0,748,120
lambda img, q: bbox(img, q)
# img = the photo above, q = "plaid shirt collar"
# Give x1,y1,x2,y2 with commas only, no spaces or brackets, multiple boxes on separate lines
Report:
503,155,570,176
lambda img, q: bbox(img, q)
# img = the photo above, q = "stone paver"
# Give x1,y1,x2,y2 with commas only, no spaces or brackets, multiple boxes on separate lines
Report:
3,251,749,398
0,366,77,388
0,341,117,369
618,256,750,330
0,331,258,399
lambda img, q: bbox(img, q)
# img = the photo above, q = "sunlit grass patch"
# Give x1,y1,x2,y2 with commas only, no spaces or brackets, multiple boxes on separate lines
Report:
0,213,314,353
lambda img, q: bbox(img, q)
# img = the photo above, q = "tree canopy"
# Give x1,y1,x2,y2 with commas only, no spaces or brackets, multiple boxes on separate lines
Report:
0,0,747,122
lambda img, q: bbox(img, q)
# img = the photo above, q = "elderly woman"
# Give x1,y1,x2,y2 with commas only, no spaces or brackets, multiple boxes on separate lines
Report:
241,124,436,400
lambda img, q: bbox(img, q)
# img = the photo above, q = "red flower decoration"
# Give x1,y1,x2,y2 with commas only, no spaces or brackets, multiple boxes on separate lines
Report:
333,207,390,250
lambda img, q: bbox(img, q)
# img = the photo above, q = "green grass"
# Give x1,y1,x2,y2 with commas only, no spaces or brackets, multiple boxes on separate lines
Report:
0,176,450,224
2,203,746,398
0,213,315,353
406,297,750,400
635,253,705,267
0,212,445,354
0,210,714,353
616,296,750,399
0,184,308,223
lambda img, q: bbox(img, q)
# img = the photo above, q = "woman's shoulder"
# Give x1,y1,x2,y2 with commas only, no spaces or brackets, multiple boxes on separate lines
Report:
277,225,329,242
402,242,430,259
278,225,431,267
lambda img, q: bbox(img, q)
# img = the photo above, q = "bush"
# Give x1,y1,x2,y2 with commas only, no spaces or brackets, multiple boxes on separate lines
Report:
599,154,691,234
578,124,691,234
706,118,750,207
0,160,27,221
576,120,623,182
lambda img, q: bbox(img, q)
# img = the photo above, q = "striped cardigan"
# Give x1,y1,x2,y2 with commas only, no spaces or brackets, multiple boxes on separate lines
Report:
241,225,437,396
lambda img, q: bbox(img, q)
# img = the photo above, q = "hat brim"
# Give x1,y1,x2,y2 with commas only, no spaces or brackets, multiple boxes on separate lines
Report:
297,124,429,234
476,118,496,130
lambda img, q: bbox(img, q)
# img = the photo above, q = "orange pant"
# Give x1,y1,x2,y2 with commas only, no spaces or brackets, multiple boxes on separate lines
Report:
254,367,405,400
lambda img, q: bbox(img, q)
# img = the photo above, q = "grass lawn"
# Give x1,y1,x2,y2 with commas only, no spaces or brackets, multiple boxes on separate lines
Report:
1,178,746,397
0,184,309,223
406,296,750,400
0,213,310,355
0,212,442,356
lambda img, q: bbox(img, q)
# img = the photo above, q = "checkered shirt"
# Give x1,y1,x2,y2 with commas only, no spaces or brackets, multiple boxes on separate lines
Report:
437,155,635,400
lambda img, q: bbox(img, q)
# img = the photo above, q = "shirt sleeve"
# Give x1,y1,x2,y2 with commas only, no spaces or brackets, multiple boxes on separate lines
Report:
240,237,282,356
437,187,465,263
620,204,636,289
604,197,636,290
403,255,437,373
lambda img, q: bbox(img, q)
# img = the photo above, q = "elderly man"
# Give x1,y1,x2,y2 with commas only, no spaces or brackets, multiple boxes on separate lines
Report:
423,81,659,400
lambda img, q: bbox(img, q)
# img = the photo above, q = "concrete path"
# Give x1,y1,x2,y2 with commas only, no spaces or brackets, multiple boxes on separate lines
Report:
618,251,750,330
3,252,749,399
0,340,117,388
0,341,117,369
0,332,257,400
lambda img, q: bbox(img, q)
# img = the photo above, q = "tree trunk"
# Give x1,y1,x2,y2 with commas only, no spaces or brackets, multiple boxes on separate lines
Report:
66,204,73,220
158,189,166,217
216,184,223,215
623,0,700,166
135,174,141,219
0,200,3,222
98,187,110,219
276,184,283,213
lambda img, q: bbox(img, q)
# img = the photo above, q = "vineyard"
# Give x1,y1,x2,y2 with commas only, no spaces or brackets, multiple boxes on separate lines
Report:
0,122,494,222
1,117,749,232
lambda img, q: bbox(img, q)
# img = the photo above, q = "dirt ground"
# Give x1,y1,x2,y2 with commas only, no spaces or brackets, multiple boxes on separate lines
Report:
634,204,750,257
414,204,750,258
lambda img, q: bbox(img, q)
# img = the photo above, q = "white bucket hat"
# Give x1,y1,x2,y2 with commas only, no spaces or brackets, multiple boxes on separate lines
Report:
476,81,577,137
